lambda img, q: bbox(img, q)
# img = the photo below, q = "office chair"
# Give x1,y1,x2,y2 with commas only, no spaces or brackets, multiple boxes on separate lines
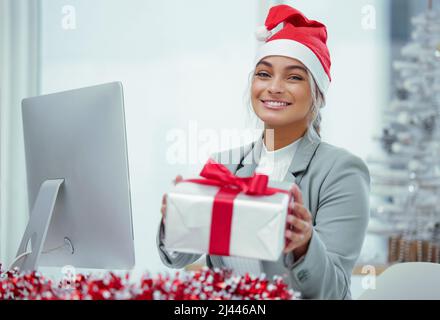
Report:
358,262,440,299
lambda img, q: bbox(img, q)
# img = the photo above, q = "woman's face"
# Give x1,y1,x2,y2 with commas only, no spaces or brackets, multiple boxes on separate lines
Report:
251,56,313,129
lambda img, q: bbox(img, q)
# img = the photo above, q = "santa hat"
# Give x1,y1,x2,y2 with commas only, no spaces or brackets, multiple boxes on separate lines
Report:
255,4,331,95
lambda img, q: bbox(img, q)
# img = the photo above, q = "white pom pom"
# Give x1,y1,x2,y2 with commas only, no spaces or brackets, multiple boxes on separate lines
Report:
255,25,272,42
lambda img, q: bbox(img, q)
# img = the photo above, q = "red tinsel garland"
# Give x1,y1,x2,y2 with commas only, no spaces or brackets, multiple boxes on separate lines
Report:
0,264,297,300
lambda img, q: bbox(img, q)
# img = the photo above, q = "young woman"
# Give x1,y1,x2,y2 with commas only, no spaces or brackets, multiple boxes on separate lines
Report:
157,5,370,300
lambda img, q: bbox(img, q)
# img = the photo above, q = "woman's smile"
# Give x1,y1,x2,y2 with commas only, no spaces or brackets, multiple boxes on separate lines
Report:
251,56,312,129
260,99,292,110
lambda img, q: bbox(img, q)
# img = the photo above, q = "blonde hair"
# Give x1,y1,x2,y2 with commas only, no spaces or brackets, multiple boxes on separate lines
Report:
306,69,325,140
244,67,326,142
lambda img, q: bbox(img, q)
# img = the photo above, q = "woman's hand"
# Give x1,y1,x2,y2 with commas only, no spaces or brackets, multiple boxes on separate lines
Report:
283,183,313,260
161,175,183,224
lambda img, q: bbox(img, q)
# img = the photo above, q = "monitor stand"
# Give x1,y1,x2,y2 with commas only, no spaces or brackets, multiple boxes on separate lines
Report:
10,179,65,272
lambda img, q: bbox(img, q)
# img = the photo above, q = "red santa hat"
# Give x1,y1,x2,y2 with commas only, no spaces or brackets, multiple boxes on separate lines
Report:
255,4,331,95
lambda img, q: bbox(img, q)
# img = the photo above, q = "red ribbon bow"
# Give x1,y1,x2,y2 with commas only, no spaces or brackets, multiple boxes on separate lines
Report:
186,158,286,196
184,158,288,256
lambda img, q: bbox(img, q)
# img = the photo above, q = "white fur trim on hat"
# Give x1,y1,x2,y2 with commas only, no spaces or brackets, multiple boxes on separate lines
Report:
255,25,272,42
254,39,330,94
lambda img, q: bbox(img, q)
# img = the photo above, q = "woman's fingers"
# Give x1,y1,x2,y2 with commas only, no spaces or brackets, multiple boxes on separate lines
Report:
161,194,167,215
293,204,312,222
290,183,303,205
284,197,313,254
285,229,304,241
288,202,311,223
286,215,310,232
161,175,182,224
162,175,182,222
285,202,312,251
283,230,304,253
160,194,167,223
284,237,302,253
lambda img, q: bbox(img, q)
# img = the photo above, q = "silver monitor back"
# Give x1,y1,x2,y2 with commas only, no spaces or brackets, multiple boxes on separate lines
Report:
21,82,135,270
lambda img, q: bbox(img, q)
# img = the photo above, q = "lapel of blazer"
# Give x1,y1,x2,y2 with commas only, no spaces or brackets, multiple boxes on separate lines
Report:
234,129,321,185
233,132,263,178
285,132,321,185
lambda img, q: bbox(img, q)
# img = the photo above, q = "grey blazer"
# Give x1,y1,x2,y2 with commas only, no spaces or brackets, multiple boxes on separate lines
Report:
157,130,370,299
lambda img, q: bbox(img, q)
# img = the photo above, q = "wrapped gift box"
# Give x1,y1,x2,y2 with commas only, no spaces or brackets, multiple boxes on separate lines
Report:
164,159,293,261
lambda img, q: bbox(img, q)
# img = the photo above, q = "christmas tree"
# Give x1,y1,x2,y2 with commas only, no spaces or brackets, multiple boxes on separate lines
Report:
368,0,440,263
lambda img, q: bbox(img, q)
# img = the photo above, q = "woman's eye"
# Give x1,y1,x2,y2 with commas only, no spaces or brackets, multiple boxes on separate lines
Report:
289,75,303,81
256,72,270,78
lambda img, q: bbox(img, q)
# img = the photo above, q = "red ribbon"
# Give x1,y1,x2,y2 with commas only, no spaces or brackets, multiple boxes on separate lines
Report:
183,158,289,256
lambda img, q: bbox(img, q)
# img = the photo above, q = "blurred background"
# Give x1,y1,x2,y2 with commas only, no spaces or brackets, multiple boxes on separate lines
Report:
1,0,439,298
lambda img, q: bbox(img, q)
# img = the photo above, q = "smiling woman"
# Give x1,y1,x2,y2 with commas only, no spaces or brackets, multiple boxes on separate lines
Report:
251,56,324,150
158,4,371,300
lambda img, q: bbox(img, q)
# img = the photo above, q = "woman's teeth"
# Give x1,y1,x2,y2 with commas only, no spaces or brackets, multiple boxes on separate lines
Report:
262,100,291,108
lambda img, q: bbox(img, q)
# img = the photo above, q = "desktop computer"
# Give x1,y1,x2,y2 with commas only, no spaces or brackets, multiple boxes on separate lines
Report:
11,82,135,272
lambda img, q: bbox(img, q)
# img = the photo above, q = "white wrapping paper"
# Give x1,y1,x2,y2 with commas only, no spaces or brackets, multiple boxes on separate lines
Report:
164,180,292,261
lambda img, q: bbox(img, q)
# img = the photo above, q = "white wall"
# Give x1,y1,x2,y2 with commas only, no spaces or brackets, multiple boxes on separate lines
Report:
39,0,390,274
40,0,265,274
282,0,390,160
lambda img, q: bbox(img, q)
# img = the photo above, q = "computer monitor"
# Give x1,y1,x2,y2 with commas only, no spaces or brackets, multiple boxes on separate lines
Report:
12,82,135,272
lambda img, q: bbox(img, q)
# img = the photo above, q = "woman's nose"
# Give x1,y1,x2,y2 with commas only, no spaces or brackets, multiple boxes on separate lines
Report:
268,78,284,94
